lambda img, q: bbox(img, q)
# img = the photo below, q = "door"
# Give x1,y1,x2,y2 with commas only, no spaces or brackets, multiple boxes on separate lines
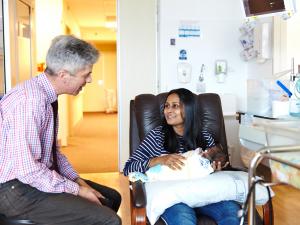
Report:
3,0,34,92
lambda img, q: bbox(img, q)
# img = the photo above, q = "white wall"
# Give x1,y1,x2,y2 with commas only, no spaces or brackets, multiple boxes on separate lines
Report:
35,0,84,146
35,0,64,63
287,0,300,69
158,0,250,167
118,0,158,170
35,0,68,146
109,0,300,170
159,0,248,111
117,0,279,169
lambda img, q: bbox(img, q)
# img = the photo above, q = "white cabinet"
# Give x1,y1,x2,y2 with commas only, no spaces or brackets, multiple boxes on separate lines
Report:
273,4,300,75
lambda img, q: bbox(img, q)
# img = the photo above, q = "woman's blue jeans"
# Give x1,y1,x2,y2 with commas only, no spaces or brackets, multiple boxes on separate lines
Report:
161,201,240,225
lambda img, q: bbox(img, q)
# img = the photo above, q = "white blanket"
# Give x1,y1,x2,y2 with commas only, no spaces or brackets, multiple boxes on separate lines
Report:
146,149,214,181
145,171,274,225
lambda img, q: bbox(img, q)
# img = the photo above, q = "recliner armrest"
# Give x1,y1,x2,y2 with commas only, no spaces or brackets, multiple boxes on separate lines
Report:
131,180,147,208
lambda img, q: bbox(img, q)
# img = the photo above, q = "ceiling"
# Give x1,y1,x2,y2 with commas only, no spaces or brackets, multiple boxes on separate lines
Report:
64,0,116,41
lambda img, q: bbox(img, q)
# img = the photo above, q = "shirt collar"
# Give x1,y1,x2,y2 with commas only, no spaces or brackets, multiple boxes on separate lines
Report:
37,73,57,104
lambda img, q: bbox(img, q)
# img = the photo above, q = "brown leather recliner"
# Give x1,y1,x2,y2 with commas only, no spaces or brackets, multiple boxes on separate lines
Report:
129,92,273,225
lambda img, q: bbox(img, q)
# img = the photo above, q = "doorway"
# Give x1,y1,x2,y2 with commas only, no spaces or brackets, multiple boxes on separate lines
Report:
59,0,118,173
62,40,118,173
2,0,33,92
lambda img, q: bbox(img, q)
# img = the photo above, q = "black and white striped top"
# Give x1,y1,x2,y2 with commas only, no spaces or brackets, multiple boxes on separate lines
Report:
123,126,215,176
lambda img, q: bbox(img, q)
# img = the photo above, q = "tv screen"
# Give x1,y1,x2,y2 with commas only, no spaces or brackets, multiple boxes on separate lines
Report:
242,0,286,17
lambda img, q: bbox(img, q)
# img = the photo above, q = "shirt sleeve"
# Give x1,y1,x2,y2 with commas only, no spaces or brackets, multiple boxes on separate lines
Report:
123,128,164,176
57,150,80,181
10,101,79,195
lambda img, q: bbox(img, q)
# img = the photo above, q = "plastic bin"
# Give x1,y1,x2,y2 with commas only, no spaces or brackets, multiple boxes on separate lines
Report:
261,120,300,189
247,79,288,116
261,120,300,146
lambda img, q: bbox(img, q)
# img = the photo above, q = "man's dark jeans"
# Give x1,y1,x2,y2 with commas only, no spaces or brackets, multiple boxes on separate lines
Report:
0,179,121,225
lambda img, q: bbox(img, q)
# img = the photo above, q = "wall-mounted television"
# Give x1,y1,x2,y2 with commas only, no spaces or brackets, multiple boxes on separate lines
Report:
242,0,296,17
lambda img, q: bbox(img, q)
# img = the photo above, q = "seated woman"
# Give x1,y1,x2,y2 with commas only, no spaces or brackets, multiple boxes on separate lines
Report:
123,88,240,225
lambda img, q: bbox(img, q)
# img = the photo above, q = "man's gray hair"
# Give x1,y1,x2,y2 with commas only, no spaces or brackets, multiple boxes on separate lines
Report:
45,35,99,75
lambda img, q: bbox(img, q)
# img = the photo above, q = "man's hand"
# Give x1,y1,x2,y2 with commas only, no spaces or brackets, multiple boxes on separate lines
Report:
76,178,104,205
149,154,186,170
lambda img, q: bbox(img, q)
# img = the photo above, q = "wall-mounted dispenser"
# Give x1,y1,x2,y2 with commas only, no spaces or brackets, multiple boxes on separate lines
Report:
215,60,227,83
177,62,192,83
196,64,206,93
177,49,192,83
254,22,272,63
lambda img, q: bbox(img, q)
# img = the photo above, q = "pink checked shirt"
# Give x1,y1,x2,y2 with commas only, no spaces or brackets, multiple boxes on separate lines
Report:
0,73,80,195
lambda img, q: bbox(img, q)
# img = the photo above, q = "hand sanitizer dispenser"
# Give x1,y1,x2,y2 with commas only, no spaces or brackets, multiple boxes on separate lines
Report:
215,60,227,83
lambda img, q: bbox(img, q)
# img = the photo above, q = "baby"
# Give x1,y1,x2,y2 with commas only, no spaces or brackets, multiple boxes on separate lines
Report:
201,144,228,168
129,146,228,182
145,149,214,181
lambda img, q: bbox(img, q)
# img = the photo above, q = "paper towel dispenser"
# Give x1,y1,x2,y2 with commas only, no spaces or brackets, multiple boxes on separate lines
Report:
253,22,271,63
177,62,192,83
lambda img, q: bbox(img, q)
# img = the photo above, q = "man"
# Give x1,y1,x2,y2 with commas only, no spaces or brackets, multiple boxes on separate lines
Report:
0,35,121,225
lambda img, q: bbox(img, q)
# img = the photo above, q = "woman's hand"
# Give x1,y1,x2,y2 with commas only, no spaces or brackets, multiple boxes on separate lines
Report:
211,160,230,171
200,145,229,170
149,154,186,170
